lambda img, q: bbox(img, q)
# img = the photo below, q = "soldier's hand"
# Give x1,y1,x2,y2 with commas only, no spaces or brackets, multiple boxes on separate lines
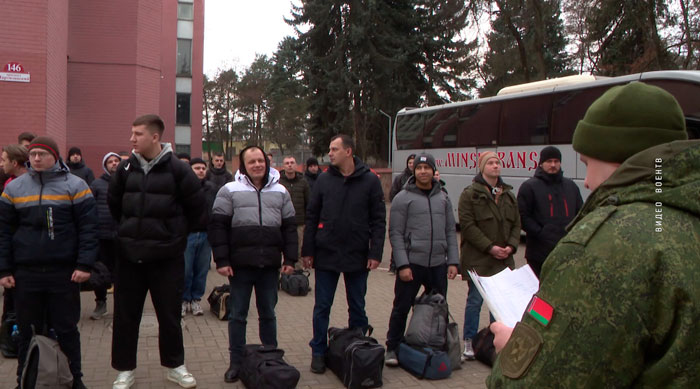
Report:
217,266,234,277
490,322,514,353
367,259,380,270
398,268,413,282
71,270,91,283
281,265,294,275
0,275,15,289
302,256,314,269
447,265,459,280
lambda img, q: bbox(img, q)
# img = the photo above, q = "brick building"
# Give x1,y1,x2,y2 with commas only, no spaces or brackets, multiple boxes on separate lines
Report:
0,0,204,171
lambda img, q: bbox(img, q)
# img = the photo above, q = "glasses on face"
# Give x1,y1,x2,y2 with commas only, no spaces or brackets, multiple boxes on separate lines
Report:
29,151,52,159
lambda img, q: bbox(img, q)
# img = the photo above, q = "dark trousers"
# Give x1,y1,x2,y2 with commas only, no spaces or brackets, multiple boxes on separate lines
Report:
14,267,82,381
94,239,116,302
310,269,369,356
2,287,14,322
227,267,280,367
111,256,185,370
385,264,448,351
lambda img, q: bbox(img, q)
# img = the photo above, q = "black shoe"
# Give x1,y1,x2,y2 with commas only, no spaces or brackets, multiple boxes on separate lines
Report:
224,365,239,383
72,378,87,389
310,355,326,374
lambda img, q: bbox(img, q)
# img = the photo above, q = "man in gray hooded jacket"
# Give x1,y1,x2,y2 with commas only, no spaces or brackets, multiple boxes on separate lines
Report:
383,153,459,366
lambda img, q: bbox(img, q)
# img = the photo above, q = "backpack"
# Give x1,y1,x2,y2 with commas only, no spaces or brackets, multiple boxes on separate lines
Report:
0,312,19,358
239,344,300,389
207,284,230,320
404,290,448,349
326,326,384,389
472,327,497,367
20,332,73,389
279,270,310,296
397,342,452,380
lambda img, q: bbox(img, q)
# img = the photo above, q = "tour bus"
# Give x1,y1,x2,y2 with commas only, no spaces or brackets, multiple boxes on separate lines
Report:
392,70,700,218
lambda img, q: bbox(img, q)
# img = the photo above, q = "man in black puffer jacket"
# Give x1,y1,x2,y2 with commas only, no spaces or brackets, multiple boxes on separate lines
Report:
108,114,204,389
88,151,122,320
205,151,233,190
302,134,386,374
66,147,95,185
517,146,583,278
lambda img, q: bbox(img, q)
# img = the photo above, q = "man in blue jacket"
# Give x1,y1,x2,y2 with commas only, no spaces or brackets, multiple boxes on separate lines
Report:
302,134,386,374
0,136,97,389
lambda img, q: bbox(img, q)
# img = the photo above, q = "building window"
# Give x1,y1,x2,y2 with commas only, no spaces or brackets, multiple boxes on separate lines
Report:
178,3,194,20
175,144,191,155
177,39,192,76
176,93,191,125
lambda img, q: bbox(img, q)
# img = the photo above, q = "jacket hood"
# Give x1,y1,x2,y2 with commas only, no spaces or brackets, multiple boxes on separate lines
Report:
133,143,173,175
234,166,281,189
473,173,511,192
27,159,70,176
534,166,563,183
573,140,700,224
102,152,121,175
327,156,369,179
66,160,86,170
304,168,319,178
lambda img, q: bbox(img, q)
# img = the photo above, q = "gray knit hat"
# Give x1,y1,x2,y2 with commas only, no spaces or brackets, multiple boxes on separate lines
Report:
413,153,436,173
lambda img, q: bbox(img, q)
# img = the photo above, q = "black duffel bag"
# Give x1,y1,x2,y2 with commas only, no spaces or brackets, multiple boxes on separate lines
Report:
207,284,231,320
239,344,300,389
279,270,310,296
326,326,384,389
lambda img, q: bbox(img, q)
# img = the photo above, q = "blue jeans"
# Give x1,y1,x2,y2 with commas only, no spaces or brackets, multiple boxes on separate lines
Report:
228,268,279,367
463,279,495,340
310,269,369,356
183,232,210,302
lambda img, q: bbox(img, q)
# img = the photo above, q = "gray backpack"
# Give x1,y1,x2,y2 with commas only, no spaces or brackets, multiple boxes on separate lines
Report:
21,333,73,389
404,290,448,349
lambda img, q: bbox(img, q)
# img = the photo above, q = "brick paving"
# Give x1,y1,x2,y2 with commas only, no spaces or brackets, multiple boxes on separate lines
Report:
0,205,526,388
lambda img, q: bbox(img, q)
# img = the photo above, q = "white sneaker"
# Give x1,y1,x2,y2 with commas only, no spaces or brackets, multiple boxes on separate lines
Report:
181,301,190,317
462,339,475,361
167,365,197,388
112,370,135,389
191,300,204,316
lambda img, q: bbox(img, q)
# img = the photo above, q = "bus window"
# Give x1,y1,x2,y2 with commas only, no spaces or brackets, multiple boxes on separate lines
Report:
425,107,458,148
500,94,552,145
644,80,700,139
551,86,610,144
396,112,425,150
456,102,501,147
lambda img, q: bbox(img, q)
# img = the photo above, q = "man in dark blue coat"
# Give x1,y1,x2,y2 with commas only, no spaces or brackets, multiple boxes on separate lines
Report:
302,134,386,374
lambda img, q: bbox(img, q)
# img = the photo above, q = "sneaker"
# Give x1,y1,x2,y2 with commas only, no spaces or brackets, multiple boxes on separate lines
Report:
112,370,135,389
191,300,204,316
90,300,108,320
384,350,398,367
167,365,197,388
462,339,475,361
181,301,190,317
310,355,326,374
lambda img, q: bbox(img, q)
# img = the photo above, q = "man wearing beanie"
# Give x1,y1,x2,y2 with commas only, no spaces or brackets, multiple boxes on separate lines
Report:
0,136,97,389
458,150,521,360
66,146,95,185
304,157,320,192
383,153,459,366
181,157,218,317
87,152,122,320
517,146,583,278
389,153,416,201
108,114,205,388
488,82,700,387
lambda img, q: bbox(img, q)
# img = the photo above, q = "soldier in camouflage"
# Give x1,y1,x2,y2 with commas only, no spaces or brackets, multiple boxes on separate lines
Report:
488,82,700,387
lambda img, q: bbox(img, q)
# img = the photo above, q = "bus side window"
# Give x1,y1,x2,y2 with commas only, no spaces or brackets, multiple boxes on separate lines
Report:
396,112,426,150
551,87,608,144
499,95,552,146
645,80,700,140
456,103,501,147
425,107,459,148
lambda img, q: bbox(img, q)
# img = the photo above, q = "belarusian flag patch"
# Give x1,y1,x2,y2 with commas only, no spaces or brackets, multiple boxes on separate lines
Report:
527,296,553,327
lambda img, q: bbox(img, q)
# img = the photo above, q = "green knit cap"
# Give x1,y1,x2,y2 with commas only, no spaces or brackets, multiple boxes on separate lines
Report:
572,82,687,163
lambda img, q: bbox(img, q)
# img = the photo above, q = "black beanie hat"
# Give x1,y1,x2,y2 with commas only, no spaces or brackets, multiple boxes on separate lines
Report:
68,147,82,157
190,157,206,166
413,153,436,173
28,136,60,161
539,146,562,164
306,157,319,167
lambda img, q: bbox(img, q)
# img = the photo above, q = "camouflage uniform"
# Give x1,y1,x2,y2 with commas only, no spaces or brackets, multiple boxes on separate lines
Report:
488,140,700,387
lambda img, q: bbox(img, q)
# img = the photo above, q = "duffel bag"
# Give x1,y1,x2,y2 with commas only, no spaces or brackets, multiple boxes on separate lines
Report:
326,326,384,389
472,326,497,367
206,284,230,320
239,344,300,389
280,270,310,296
0,312,19,358
404,290,448,349
397,342,451,380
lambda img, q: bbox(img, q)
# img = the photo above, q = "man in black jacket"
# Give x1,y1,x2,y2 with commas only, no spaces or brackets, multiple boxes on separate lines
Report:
108,114,204,389
88,151,121,320
304,157,320,192
66,147,95,185
205,151,233,190
517,146,583,278
302,134,386,374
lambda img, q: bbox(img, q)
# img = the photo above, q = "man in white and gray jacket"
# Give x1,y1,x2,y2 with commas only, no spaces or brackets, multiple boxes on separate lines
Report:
208,145,297,383
384,153,459,366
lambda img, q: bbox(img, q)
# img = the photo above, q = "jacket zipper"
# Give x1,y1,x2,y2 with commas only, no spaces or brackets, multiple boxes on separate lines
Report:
427,190,434,268
138,170,148,235
548,194,553,217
